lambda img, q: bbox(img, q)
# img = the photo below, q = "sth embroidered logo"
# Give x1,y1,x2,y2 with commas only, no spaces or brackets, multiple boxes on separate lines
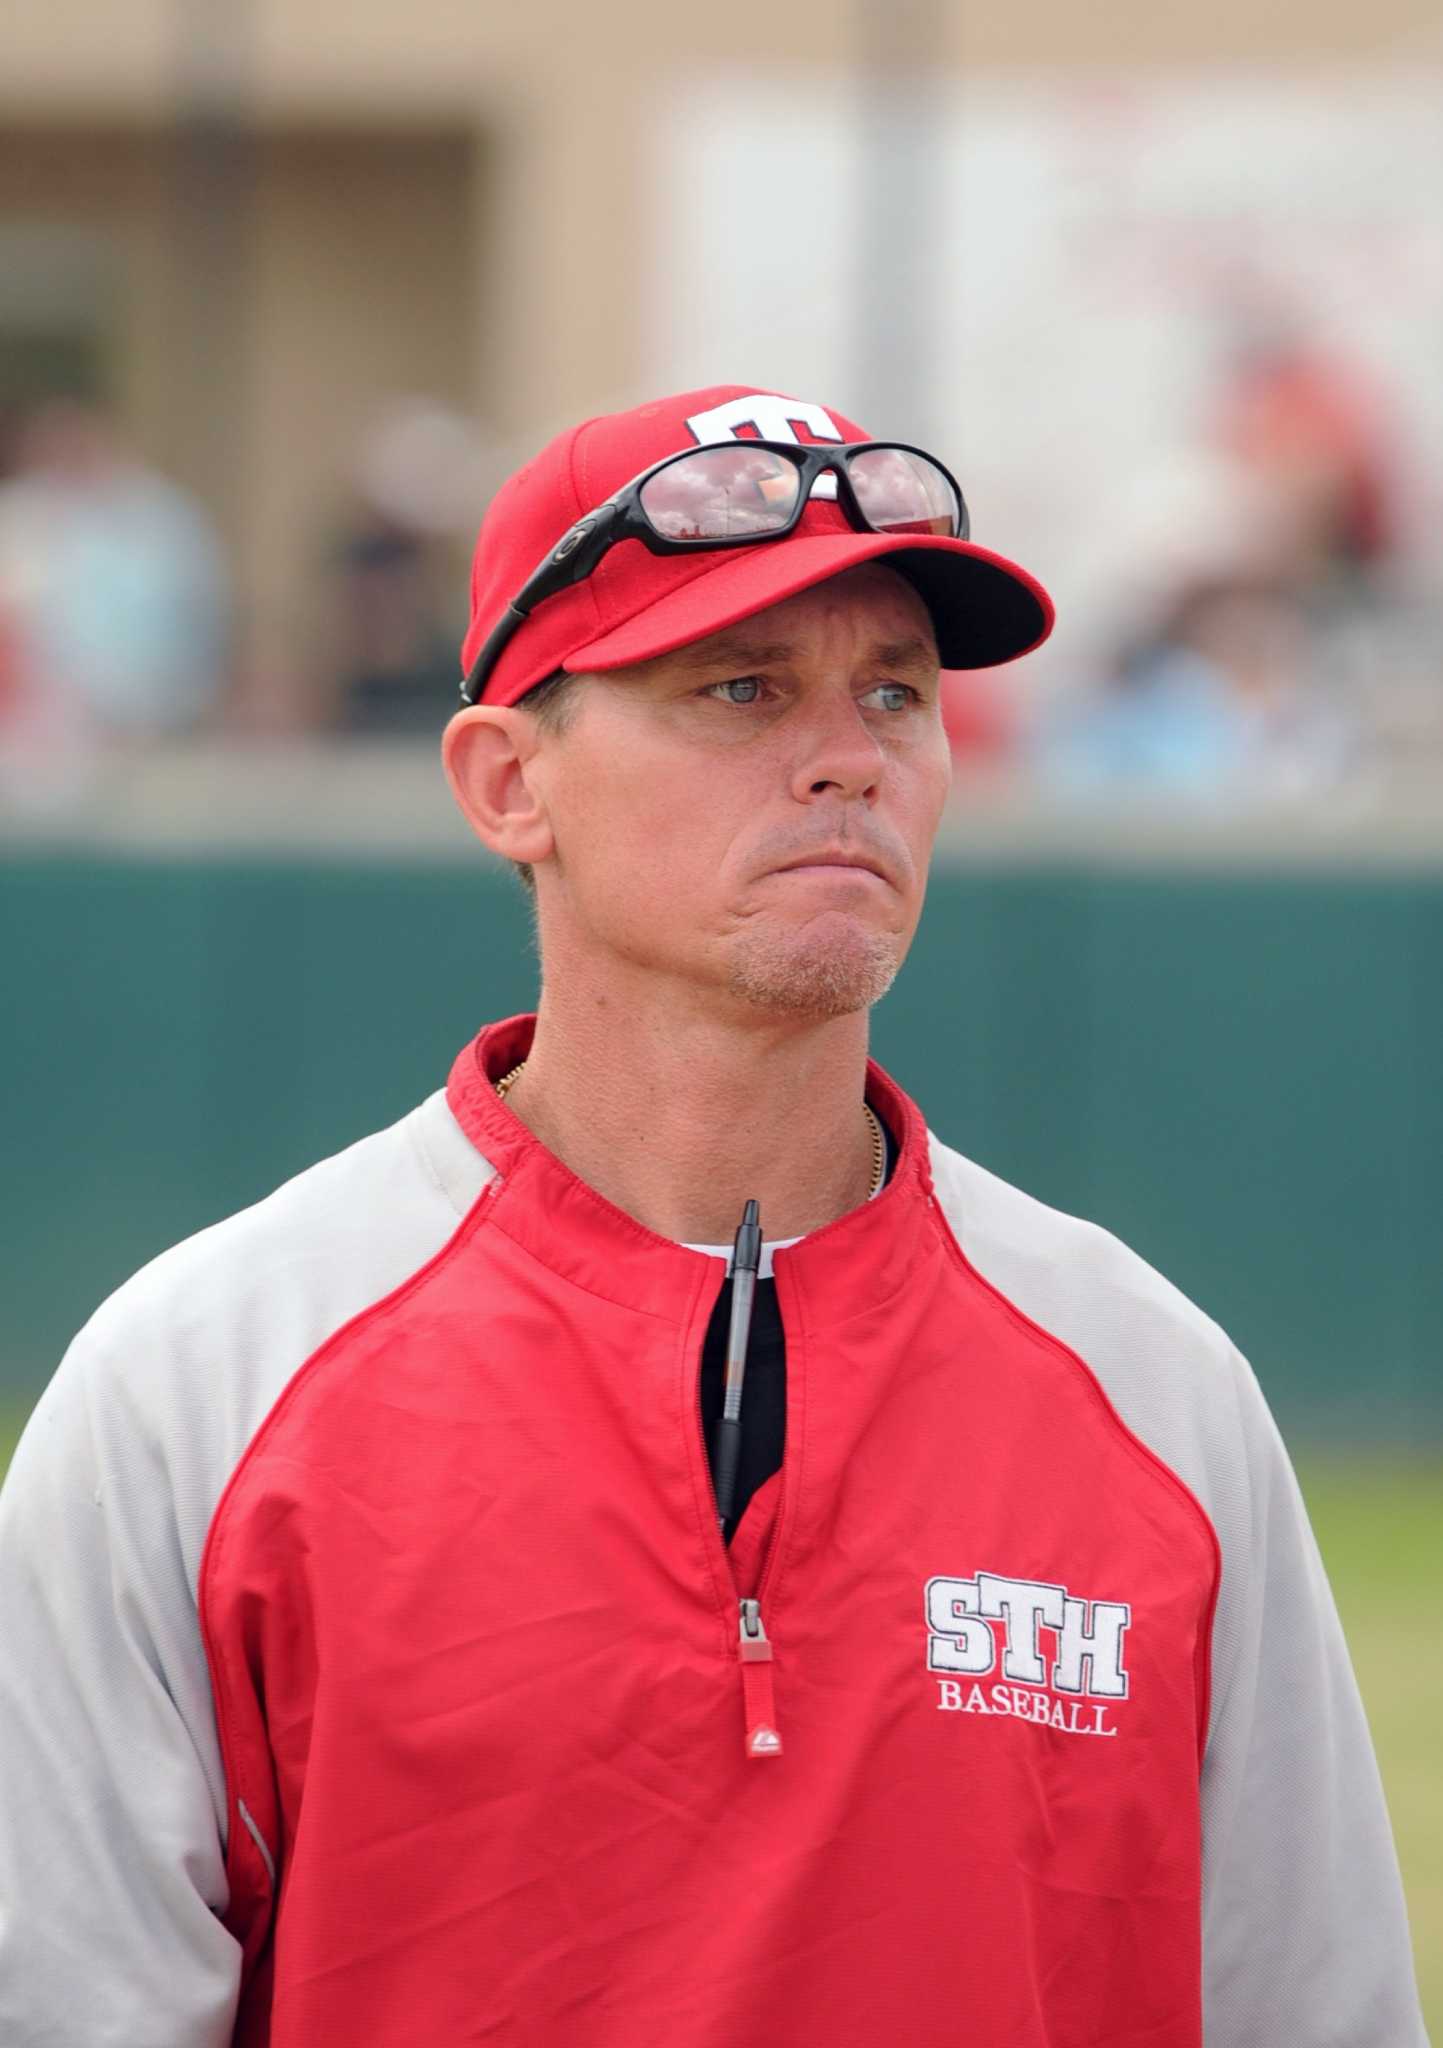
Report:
925,1571,1131,1740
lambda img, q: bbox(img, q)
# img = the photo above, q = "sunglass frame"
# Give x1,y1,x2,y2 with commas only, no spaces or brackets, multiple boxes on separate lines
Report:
460,438,969,705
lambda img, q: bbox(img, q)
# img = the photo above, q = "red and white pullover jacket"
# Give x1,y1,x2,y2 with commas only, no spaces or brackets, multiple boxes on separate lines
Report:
0,1013,1427,2046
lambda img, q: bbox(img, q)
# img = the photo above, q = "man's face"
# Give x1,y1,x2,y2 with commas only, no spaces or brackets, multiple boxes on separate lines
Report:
525,563,952,1020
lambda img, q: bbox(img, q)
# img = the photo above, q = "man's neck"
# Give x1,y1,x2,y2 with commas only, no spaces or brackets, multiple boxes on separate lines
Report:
500,977,878,1247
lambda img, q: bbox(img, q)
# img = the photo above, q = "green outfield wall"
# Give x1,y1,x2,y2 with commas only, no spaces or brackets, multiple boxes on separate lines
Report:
3,850,1439,1443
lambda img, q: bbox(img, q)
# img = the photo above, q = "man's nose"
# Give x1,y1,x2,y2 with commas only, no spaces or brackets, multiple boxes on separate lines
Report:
787,691,885,804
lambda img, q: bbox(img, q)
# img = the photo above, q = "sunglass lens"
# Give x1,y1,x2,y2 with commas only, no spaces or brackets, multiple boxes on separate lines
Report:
639,446,801,540
847,449,961,537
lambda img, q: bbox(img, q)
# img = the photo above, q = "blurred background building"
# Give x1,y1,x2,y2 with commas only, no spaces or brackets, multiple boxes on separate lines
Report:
2,0,1440,795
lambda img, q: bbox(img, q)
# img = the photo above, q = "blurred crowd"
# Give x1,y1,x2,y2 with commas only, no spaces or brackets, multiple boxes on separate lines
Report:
1,342,1440,814
0,393,480,800
0,400,228,787
1030,325,1442,806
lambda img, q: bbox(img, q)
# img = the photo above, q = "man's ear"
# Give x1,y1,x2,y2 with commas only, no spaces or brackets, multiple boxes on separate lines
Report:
442,706,555,868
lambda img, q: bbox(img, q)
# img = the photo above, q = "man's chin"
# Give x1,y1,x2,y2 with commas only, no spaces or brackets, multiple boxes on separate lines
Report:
723,918,904,1019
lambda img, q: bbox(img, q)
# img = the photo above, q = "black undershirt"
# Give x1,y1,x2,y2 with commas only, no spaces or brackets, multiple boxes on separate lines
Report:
699,1111,896,1543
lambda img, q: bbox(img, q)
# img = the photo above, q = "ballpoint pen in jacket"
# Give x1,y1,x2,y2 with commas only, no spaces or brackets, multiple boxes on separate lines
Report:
710,1198,761,1535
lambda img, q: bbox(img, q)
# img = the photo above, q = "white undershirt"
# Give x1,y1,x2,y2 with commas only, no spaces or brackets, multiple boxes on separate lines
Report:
681,1171,886,1277
681,1234,803,1279
682,1110,889,1276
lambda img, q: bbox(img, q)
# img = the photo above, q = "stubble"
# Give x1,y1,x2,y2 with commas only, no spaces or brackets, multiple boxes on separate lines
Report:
723,915,903,1018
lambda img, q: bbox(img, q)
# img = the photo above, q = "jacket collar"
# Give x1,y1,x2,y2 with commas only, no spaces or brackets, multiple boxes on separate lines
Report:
447,1013,938,1324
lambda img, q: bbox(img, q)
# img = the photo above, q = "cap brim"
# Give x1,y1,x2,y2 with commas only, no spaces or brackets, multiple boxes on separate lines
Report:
565,532,1052,676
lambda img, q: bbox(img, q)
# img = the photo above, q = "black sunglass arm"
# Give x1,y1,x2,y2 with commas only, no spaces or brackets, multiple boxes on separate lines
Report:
460,505,624,704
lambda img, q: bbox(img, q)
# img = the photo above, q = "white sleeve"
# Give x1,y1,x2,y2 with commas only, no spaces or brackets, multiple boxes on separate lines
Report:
0,1092,485,2048
1200,1349,1429,2047
0,1322,241,2048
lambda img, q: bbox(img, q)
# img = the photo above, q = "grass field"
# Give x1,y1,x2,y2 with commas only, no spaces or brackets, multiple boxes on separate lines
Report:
1297,1460,1442,2032
0,1407,1437,2029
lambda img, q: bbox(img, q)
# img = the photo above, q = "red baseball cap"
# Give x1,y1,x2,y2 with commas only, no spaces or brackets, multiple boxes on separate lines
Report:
460,384,1053,707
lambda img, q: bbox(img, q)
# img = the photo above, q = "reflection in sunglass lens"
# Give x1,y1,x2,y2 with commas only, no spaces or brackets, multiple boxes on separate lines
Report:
639,446,802,540
847,449,960,537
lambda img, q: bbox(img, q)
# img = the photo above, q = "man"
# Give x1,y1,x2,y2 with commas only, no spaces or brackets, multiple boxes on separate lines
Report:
0,386,1426,2046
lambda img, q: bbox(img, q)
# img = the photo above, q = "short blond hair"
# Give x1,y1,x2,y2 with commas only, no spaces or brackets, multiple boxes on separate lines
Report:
509,667,583,898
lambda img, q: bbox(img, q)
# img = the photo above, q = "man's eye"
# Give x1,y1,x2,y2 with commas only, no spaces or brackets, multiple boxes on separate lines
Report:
863,683,918,712
706,677,767,705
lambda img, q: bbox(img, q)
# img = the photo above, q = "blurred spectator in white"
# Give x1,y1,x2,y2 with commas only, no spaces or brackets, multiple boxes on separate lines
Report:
311,398,485,737
0,400,228,758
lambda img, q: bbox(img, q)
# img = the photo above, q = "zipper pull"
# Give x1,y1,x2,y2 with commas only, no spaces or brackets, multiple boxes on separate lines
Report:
738,1598,783,1759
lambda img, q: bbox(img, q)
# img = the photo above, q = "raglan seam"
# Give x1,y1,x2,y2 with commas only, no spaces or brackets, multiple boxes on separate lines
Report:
929,1133,1241,1361
926,1184,1224,1766
197,1172,506,1929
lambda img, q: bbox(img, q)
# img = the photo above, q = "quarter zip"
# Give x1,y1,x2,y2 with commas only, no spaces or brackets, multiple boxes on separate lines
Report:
738,1598,782,1758
694,1268,789,1761
446,1019,934,1773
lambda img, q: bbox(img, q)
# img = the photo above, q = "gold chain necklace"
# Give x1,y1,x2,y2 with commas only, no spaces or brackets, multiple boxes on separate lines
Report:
494,1060,527,1099
861,1099,886,1199
495,1060,886,1200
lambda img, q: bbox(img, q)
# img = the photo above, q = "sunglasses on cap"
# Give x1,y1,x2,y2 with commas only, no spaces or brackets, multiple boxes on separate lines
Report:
459,438,969,706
